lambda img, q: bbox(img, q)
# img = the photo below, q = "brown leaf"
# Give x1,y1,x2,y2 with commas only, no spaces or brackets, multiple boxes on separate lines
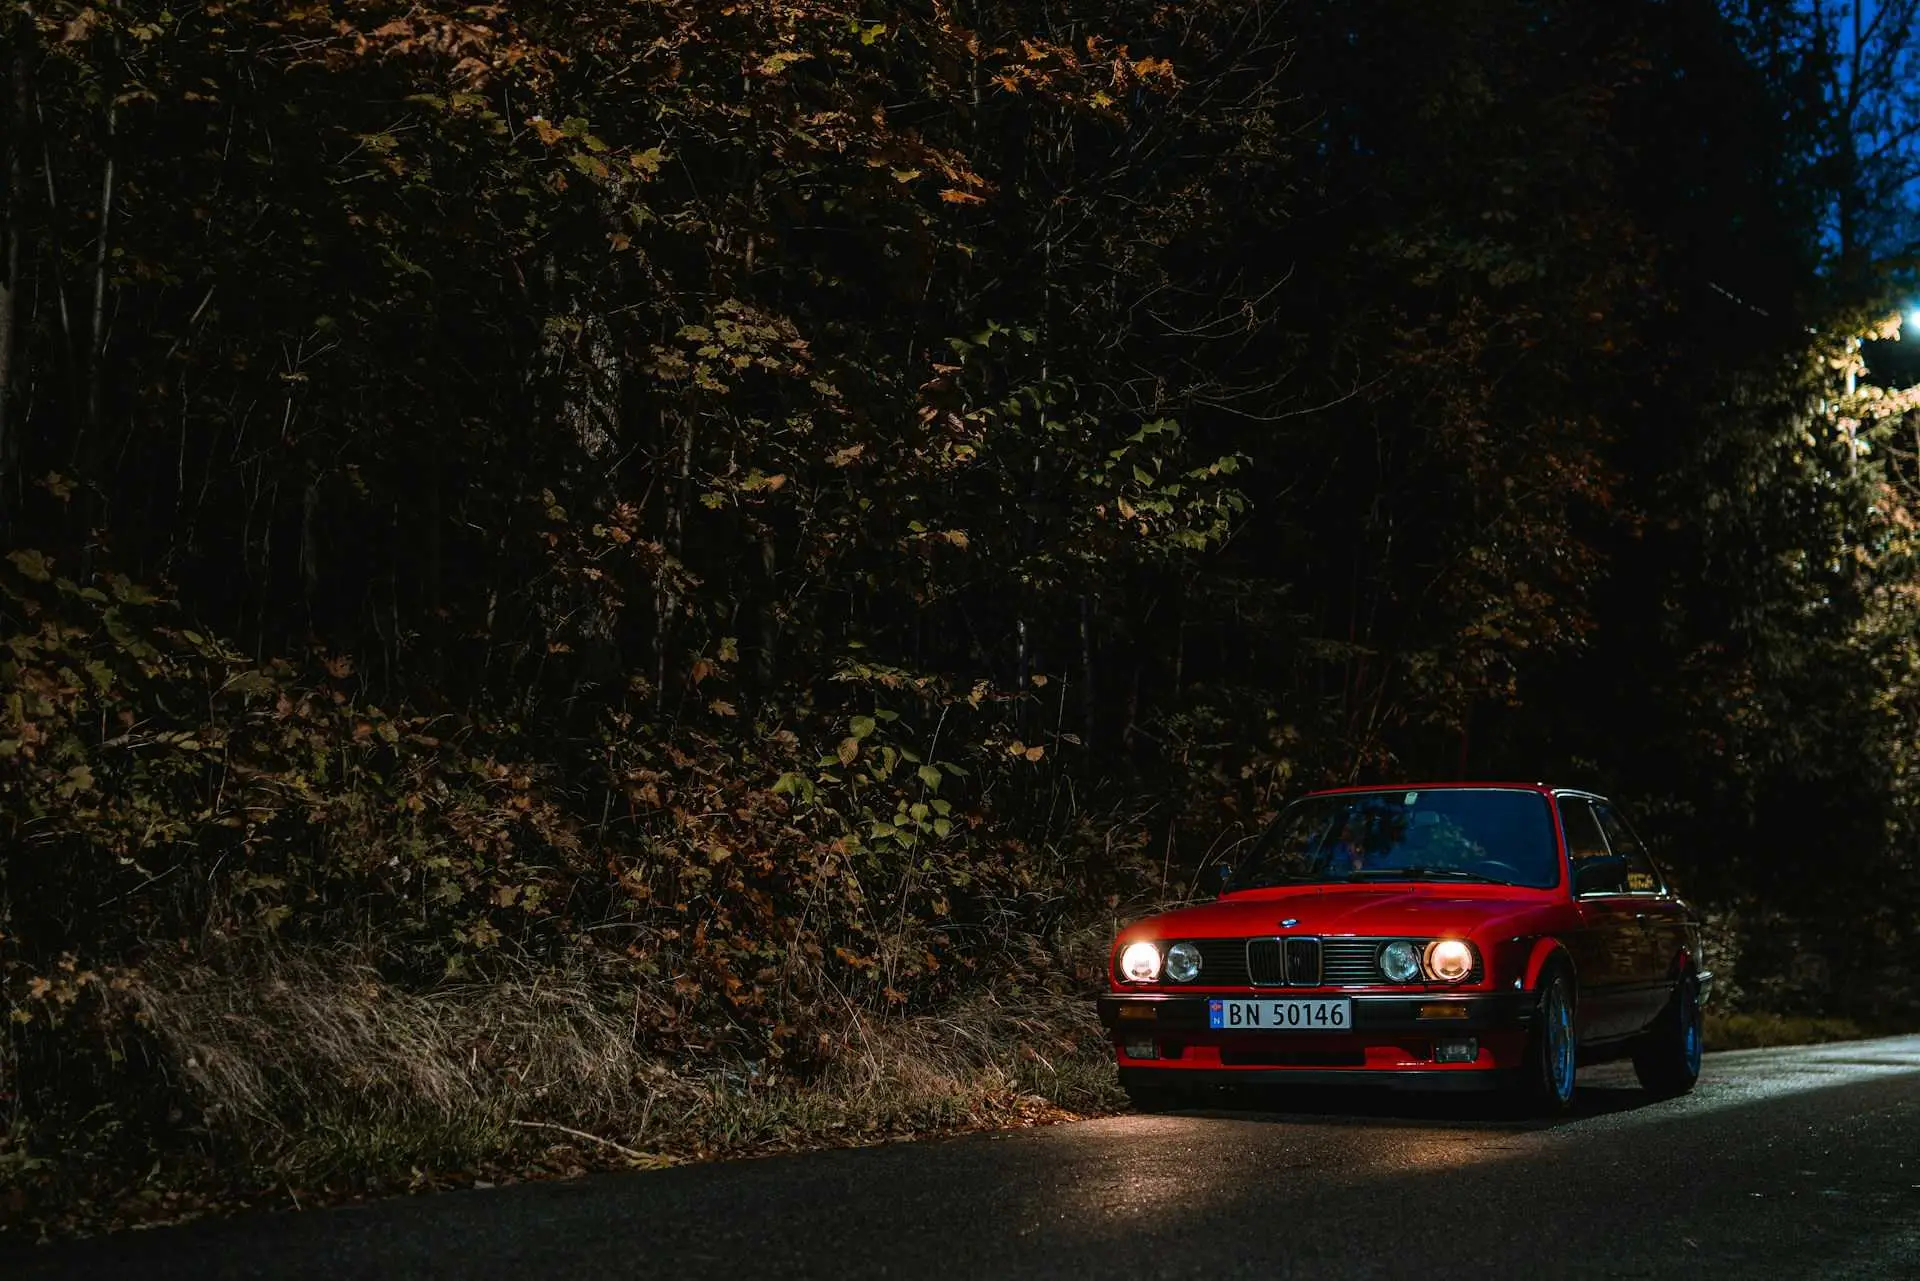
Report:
63,9,103,43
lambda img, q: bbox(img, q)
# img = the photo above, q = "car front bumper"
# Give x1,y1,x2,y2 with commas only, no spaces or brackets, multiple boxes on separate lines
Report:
1097,990,1537,1082
1116,1065,1521,1092
1097,990,1536,1034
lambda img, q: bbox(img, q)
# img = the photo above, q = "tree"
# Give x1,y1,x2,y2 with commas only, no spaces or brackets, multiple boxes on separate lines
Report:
1723,0,1920,278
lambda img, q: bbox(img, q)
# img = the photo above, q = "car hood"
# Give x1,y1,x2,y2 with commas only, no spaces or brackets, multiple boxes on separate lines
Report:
1123,885,1561,943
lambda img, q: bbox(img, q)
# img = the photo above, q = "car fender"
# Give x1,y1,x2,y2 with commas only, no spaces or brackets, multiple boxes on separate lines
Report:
1518,937,1574,996
1667,944,1694,980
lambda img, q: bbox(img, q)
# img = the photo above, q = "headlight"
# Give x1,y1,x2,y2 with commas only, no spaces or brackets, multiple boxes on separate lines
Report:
1119,941,1162,983
1165,941,1202,983
1380,940,1421,983
1425,939,1475,983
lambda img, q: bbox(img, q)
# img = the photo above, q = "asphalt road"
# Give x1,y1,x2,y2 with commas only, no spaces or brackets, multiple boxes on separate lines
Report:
13,1036,1920,1280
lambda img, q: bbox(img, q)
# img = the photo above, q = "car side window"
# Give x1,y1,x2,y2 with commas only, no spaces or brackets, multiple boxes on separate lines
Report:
1559,796,1625,896
1594,802,1663,894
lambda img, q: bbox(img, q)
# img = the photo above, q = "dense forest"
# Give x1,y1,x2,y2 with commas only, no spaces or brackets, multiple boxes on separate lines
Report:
5,0,1920,1228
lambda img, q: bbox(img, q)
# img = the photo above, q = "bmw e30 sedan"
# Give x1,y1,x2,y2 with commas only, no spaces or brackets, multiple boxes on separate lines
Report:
1097,782,1711,1113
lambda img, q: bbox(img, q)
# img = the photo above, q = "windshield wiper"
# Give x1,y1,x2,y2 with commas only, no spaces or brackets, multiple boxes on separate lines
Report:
1346,867,1510,884
1230,873,1319,889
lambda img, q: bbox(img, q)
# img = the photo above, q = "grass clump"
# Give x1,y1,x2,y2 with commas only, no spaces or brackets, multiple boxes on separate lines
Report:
1705,1011,1873,1051
1,940,1125,1240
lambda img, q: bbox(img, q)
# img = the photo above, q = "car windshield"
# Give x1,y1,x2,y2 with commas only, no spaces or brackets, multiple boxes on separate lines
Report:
1230,788,1560,890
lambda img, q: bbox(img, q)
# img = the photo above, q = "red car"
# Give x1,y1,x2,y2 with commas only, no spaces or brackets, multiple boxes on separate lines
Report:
1098,782,1710,1113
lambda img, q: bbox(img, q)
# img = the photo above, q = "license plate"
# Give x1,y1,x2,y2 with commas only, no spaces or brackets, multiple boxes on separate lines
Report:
1208,998,1352,1031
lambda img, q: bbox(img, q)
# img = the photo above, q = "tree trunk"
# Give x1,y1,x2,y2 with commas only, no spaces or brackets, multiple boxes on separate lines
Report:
1078,592,1097,748
657,408,694,709
757,532,778,694
77,37,119,468
0,15,31,514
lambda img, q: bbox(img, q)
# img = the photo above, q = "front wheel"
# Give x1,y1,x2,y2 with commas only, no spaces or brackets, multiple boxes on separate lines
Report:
1632,973,1703,1097
1518,967,1579,1115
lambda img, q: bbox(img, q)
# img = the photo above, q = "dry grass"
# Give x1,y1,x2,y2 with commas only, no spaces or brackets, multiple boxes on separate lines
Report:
1704,1010,1873,1051
15,927,1910,1242
118,943,1122,1198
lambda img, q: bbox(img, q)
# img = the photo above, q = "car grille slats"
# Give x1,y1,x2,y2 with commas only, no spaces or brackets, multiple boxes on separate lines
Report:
1245,938,1285,985
1168,936,1485,987
1191,939,1250,986
1284,937,1322,986
1321,938,1384,984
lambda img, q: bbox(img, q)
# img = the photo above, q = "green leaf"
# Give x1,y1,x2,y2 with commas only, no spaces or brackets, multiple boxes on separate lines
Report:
7,550,51,582
917,764,943,791
850,715,877,740
760,50,811,76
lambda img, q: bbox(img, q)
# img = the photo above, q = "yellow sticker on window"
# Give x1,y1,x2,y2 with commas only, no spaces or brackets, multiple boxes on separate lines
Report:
1627,872,1656,892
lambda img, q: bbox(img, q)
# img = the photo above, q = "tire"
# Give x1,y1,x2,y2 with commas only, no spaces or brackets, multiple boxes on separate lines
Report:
1632,972,1703,1098
1518,966,1579,1115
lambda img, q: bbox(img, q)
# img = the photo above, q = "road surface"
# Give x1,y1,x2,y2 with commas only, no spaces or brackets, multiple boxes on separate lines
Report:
12,1036,1920,1280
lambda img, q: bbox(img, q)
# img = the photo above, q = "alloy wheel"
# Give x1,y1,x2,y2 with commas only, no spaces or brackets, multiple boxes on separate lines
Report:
1544,976,1576,1104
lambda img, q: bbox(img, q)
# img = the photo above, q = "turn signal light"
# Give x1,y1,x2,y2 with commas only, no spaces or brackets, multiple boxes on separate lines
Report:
1419,1003,1471,1020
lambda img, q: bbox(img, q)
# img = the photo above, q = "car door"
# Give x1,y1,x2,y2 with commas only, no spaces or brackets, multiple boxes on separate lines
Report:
1594,800,1684,1034
1557,794,1640,1041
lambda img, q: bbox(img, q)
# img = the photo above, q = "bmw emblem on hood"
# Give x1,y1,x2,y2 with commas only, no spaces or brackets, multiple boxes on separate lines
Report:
1279,918,1299,928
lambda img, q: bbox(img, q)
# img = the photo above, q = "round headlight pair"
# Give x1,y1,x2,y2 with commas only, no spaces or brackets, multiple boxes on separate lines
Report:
1167,941,1202,982
1380,940,1423,982
1119,941,1161,983
1426,939,1475,983
1378,938,1476,984
1118,940,1203,983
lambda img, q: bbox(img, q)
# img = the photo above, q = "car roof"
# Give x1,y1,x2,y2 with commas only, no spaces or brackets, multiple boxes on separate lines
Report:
1300,780,1603,800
